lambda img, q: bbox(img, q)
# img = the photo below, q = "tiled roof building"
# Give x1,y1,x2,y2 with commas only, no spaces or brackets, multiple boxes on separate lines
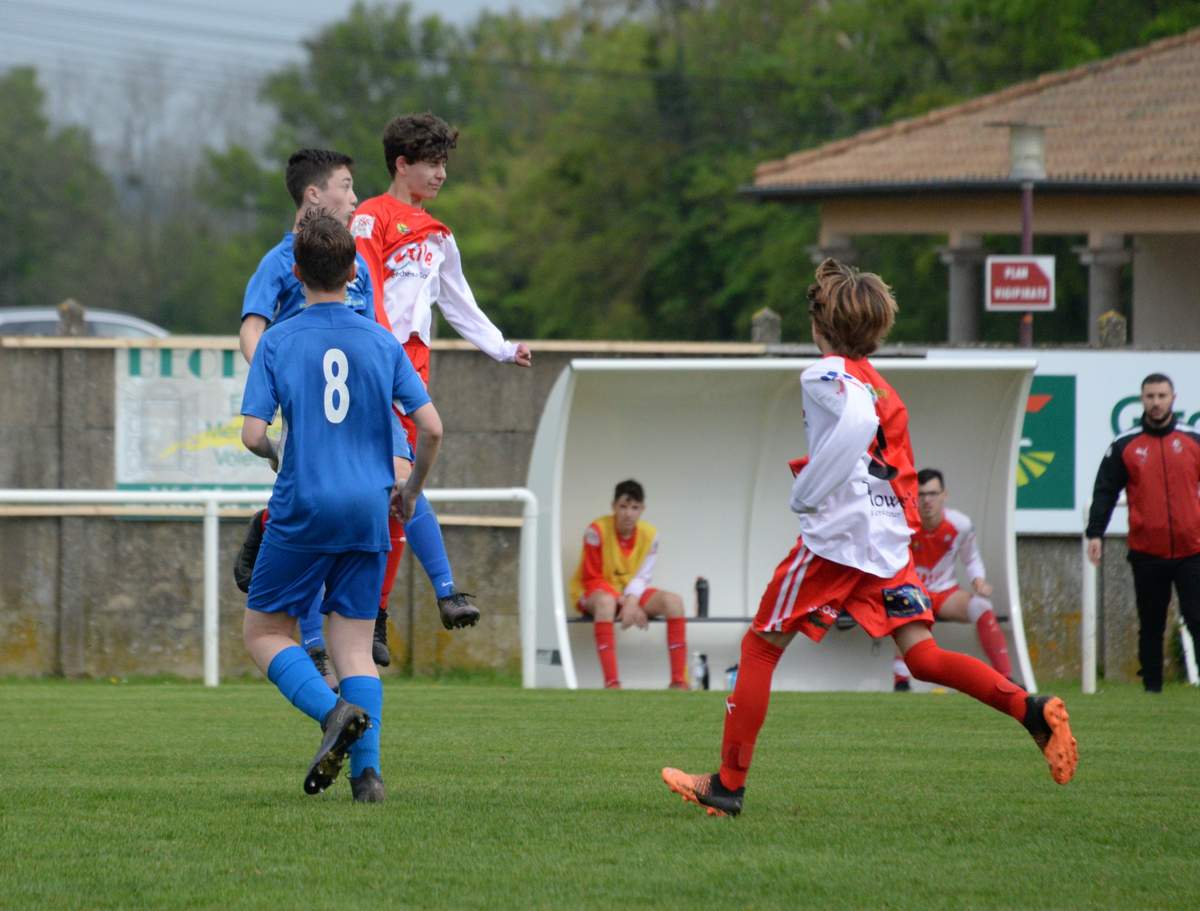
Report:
750,28,1200,346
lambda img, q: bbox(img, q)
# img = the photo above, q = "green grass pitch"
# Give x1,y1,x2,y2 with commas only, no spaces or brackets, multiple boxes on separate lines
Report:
2,678,1197,910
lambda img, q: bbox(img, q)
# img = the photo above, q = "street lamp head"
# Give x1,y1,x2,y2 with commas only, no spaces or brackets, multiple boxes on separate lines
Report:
986,121,1047,181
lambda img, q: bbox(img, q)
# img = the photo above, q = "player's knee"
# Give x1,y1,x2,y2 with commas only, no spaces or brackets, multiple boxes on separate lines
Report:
662,592,685,618
590,594,617,622
967,595,993,624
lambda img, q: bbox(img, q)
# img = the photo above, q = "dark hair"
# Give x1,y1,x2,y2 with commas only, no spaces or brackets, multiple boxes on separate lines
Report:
808,258,897,359
383,112,459,177
293,212,357,292
613,479,645,504
916,468,944,489
284,149,354,207
1142,372,1174,391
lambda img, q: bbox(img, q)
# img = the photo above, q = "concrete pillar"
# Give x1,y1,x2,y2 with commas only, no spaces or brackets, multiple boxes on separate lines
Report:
1076,235,1131,346
57,298,85,337
750,307,781,344
938,236,985,343
808,235,858,267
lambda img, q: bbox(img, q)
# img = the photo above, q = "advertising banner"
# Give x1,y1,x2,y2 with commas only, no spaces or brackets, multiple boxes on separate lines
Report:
115,347,275,489
937,349,1200,533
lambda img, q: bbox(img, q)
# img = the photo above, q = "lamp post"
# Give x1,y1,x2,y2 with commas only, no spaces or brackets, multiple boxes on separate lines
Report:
1006,123,1046,347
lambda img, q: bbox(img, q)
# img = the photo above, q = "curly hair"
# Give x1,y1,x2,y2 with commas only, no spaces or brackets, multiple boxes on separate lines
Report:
382,112,459,176
807,258,897,359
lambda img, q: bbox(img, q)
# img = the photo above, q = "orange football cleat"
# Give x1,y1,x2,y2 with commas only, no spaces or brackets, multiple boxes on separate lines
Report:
661,767,743,817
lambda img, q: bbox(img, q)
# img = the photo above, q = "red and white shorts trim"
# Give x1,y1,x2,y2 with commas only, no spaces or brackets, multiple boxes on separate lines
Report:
753,537,933,642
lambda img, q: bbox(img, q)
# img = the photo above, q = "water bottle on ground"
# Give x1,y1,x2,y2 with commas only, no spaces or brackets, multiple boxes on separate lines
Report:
691,652,710,690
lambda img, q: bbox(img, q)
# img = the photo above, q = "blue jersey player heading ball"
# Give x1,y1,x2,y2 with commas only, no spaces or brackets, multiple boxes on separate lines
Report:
240,212,443,803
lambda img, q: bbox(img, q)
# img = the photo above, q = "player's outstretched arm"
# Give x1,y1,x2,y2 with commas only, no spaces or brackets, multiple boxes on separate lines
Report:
240,416,279,472
392,403,443,522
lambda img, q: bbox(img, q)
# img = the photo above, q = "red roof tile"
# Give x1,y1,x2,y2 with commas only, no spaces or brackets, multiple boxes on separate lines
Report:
755,28,1200,189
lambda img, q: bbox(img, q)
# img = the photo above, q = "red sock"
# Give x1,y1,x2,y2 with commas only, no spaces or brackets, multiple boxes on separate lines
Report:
719,630,784,790
903,638,1026,720
666,616,688,685
379,514,406,614
975,611,1012,678
594,621,619,687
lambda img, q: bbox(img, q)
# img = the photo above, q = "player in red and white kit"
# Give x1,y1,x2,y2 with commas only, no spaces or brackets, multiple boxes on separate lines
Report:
350,113,532,659
569,480,688,689
661,259,1077,817
892,468,1012,690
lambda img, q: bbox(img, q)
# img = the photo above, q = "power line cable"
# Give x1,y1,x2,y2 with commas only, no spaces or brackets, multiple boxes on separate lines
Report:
0,0,795,91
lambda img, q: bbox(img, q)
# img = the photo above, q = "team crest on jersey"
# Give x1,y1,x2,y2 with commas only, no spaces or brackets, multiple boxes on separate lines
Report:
349,214,374,238
396,222,410,234
882,585,930,618
1172,438,1183,454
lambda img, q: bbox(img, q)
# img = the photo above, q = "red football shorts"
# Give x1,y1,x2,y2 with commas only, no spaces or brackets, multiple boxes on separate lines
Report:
578,587,659,615
753,537,934,642
395,334,431,451
927,586,961,616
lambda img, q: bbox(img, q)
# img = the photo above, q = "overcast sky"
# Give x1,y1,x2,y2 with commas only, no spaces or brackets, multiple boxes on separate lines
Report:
1,0,563,156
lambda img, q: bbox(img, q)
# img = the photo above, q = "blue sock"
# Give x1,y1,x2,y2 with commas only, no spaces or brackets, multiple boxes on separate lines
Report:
298,590,325,651
339,675,382,777
266,646,338,725
406,493,455,599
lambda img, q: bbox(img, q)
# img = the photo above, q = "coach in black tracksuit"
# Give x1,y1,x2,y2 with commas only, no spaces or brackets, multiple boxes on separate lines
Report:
1086,373,1200,692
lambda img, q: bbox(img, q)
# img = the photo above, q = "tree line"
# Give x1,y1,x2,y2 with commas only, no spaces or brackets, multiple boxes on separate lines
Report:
4,0,1197,343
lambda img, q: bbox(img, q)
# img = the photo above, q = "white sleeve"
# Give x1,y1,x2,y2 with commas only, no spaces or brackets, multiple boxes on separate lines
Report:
436,234,519,362
790,367,879,513
622,538,658,600
954,512,987,581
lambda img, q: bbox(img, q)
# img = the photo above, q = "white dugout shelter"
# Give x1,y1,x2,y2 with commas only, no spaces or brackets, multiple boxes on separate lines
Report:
525,357,1037,692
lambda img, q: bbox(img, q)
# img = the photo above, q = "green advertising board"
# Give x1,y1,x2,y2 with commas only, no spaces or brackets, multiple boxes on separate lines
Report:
1016,375,1075,510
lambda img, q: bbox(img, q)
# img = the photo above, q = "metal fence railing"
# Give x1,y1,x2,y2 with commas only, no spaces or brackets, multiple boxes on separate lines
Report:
0,488,538,688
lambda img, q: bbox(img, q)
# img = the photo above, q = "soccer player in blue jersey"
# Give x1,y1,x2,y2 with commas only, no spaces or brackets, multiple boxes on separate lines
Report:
240,212,442,803
235,148,470,689
235,149,372,690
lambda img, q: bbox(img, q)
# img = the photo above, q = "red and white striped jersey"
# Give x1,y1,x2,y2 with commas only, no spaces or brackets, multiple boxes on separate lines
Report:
350,195,519,362
790,355,920,578
911,509,986,593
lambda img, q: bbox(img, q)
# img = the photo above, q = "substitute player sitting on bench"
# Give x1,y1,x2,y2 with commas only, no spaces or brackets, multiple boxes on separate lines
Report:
569,480,688,689
892,468,1012,690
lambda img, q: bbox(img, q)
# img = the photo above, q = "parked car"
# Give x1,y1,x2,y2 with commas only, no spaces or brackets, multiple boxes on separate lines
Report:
0,307,169,338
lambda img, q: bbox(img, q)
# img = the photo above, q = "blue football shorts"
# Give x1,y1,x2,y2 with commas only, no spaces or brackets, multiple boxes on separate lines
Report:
392,410,414,462
247,542,387,620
